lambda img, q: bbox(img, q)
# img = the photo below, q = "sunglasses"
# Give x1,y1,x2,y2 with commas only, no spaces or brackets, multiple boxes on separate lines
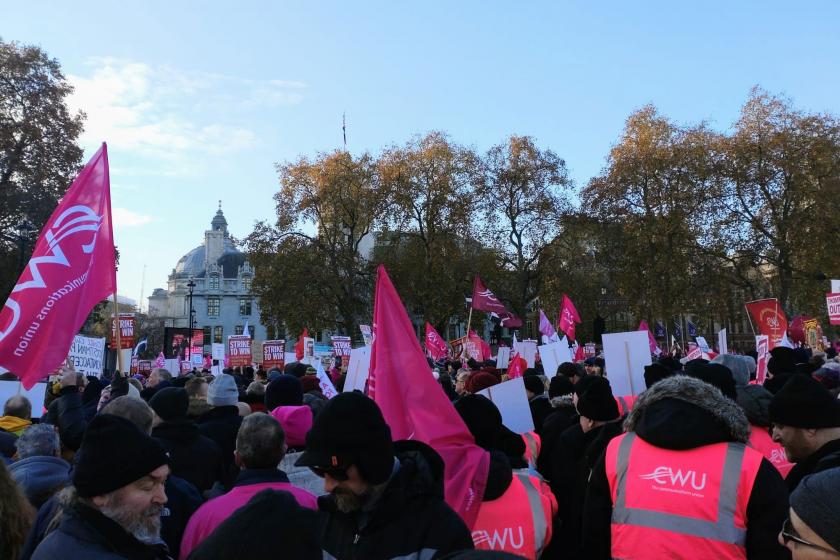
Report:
781,517,840,555
309,465,350,481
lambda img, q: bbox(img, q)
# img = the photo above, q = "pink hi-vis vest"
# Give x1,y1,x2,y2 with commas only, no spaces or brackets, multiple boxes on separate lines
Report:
471,471,557,558
521,431,540,467
615,395,638,416
605,432,763,559
748,424,794,478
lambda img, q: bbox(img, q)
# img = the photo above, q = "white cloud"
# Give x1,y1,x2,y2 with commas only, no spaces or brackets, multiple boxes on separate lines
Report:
112,207,153,227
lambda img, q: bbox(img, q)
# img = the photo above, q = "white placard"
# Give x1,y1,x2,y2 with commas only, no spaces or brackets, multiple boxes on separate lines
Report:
284,353,296,366
539,341,572,378
67,335,106,377
695,336,711,353
495,347,511,370
211,343,225,360
344,346,371,393
717,329,728,355
832,279,840,293
164,359,180,374
0,381,49,418
513,340,538,368
314,361,338,399
602,331,652,397
476,377,535,434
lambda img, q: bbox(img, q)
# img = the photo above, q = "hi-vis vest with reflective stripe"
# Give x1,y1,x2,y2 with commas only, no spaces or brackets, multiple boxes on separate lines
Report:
614,395,638,416
605,432,763,559
471,470,556,558
748,424,794,478
522,431,541,468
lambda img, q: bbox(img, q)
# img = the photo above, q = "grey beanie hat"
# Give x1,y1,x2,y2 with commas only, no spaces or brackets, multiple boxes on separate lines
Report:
790,468,840,553
740,354,756,376
208,374,239,406
711,354,750,388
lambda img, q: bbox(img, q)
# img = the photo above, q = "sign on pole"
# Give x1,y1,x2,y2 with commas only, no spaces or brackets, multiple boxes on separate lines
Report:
262,340,286,369
344,346,371,393
827,293,840,325
227,335,252,368
513,340,538,368
67,335,106,377
331,336,352,368
755,335,770,384
602,331,651,397
109,314,136,350
495,347,511,370
476,377,535,434
539,341,572,378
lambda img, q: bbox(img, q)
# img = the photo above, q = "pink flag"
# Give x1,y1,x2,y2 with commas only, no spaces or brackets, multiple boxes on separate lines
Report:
557,294,581,341
638,320,662,356
0,144,116,389
468,329,491,362
425,322,449,361
574,343,585,362
508,352,527,378
371,265,489,527
538,309,558,341
472,276,522,328
154,352,166,369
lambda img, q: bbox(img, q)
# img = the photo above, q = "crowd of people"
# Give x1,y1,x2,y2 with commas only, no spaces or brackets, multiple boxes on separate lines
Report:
0,343,839,559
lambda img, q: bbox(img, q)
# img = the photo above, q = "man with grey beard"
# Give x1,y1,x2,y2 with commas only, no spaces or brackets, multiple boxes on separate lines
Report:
31,413,172,559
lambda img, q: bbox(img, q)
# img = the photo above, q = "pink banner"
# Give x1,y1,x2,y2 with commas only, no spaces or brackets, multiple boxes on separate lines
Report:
827,293,840,326
424,323,449,361
755,335,770,384
0,144,116,389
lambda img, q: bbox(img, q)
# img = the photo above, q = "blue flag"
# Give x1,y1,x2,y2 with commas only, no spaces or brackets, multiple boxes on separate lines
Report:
673,319,683,339
654,321,666,338
687,320,697,337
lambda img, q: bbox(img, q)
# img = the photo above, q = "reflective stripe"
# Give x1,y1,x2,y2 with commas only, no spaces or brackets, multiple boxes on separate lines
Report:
612,433,747,546
523,432,538,462
617,397,629,415
515,472,547,555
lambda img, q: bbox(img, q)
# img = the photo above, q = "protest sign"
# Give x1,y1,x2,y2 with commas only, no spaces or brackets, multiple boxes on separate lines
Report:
331,336,352,367
284,352,297,366
314,361,338,399
755,335,770,384
685,346,703,361
227,335,252,368
827,293,840,326
180,360,192,374
303,337,315,361
164,359,180,374
191,353,203,366
602,331,651,397
138,360,152,374
513,339,538,368
495,347,511,369
476,377,535,434
745,299,788,349
718,329,728,355
0,381,48,418
539,341,572,378
130,356,139,374
211,343,225,361
262,340,286,369
584,343,596,358
67,335,106,377
832,280,840,293
359,325,373,347
345,346,371,393
109,314,135,349
695,336,711,353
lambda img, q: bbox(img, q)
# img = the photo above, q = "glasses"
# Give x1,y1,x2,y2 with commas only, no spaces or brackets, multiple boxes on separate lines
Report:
309,465,349,481
781,518,840,555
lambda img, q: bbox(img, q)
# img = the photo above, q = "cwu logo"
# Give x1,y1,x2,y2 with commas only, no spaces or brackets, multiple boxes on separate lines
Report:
472,527,525,550
640,466,707,491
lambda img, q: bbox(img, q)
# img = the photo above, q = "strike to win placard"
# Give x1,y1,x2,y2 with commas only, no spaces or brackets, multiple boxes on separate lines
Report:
262,340,286,369
228,335,252,367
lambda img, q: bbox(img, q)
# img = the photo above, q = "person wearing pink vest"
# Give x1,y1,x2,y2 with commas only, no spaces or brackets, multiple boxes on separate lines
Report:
582,375,790,559
180,413,317,558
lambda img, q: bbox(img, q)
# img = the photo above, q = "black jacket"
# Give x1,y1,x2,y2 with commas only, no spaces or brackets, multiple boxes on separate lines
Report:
529,395,555,435
582,375,790,560
536,399,578,479
196,405,243,488
785,437,840,493
316,440,473,559
42,387,89,451
153,419,225,492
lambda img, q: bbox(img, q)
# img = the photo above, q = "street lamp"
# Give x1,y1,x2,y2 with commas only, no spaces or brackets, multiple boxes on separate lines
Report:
17,220,34,274
187,277,196,362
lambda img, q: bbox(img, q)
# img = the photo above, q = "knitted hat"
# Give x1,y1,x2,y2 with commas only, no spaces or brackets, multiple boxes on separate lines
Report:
468,372,499,393
769,374,840,428
208,374,239,407
576,376,619,421
643,363,673,389
295,392,394,485
711,354,750,388
300,375,321,394
73,414,169,498
523,376,545,396
149,387,189,421
768,347,798,376
549,375,574,398
790,468,840,553
454,394,525,457
265,374,304,410
284,362,308,379
689,363,737,401
574,373,608,397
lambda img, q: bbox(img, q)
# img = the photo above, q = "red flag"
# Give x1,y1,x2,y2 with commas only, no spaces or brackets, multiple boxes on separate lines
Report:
0,144,116,389
471,276,522,328
573,343,585,362
371,265,489,527
425,322,449,361
745,299,788,349
507,352,527,378
294,327,309,361
557,294,581,341
468,329,491,362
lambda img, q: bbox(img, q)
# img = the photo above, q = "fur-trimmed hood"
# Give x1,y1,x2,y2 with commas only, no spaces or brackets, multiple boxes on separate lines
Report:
625,375,751,445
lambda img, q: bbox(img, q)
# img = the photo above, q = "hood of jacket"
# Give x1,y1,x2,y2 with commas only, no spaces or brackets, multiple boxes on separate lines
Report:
736,384,774,427
550,395,575,409
482,450,513,501
152,419,200,444
625,375,751,450
9,455,71,500
0,415,31,434
269,405,313,448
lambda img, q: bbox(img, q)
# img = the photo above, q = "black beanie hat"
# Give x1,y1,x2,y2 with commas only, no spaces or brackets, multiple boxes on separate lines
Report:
284,362,309,379
574,373,608,397
265,374,304,411
768,347,798,376
689,363,737,401
790,469,840,554
576,376,619,422
453,394,525,457
644,363,673,389
769,374,840,428
764,372,793,395
295,392,394,485
523,376,545,395
149,387,189,421
73,414,169,498
683,358,709,378
549,375,574,398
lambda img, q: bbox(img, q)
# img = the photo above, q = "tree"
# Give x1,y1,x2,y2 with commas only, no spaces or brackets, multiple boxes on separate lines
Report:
0,39,85,302
477,135,571,319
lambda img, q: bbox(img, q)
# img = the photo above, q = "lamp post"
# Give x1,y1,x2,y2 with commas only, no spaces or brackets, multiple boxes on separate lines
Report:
187,278,196,362
17,219,34,274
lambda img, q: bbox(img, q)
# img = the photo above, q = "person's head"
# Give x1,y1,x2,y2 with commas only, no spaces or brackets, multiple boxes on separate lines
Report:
247,381,267,398
15,423,60,459
688,363,737,401
467,372,498,394
265,374,303,411
454,394,525,458
770,375,840,463
557,362,581,383
584,357,605,376
207,374,239,407
0,460,34,560
148,368,171,389
295,393,394,512
768,347,798,377
185,376,208,400
523,375,545,400
3,395,31,421
782,468,840,558
235,412,286,469
548,375,574,400
127,377,143,394
255,369,269,383
100,395,155,435
149,387,189,426
576,376,620,433
72,414,170,544
455,369,471,396
643,363,674,389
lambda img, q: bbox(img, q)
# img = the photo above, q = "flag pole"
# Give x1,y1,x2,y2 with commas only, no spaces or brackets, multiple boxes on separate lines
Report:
113,292,124,375
744,304,757,336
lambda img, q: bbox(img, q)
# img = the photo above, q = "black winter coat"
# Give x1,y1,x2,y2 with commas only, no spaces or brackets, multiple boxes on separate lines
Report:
536,401,578,479
42,387,91,451
196,405,242,488
785,437,840,493
316,441,474,559
153,419,225,492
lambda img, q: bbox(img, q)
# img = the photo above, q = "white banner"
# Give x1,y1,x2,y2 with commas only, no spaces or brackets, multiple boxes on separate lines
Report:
603,331,651,397
67,335,106,377
344,346,371,393
0,381,49,418
476,377,535,434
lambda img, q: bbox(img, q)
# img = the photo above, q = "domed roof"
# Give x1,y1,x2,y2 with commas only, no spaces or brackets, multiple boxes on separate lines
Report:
173,236,245,279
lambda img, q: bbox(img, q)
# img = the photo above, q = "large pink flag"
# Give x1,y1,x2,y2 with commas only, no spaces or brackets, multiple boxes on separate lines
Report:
472,276,522,328
0,144,116,389
371,265,489,527
538,309,558,341
557,294,581,341
425,322,449,361
638,320,662,356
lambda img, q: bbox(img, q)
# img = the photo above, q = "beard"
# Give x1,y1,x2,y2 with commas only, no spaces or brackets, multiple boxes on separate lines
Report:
99,493,163,544
332,487,373,513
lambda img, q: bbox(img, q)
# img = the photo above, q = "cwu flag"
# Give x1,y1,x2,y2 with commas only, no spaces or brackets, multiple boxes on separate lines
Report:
653,321,666,338
673,319,683,339
687,320,698,337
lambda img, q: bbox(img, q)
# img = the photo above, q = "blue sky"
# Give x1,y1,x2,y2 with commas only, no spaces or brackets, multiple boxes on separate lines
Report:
4,1,840,308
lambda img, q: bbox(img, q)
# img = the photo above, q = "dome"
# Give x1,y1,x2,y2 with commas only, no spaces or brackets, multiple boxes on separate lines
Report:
173,237,245,279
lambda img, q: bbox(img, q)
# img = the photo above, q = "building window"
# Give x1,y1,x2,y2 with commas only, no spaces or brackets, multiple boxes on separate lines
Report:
239,298,252,316
209,275,220,290
203,327,211,346
235,325,244,335
207,296,220,317
242,276,252,291
214,326,223,343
